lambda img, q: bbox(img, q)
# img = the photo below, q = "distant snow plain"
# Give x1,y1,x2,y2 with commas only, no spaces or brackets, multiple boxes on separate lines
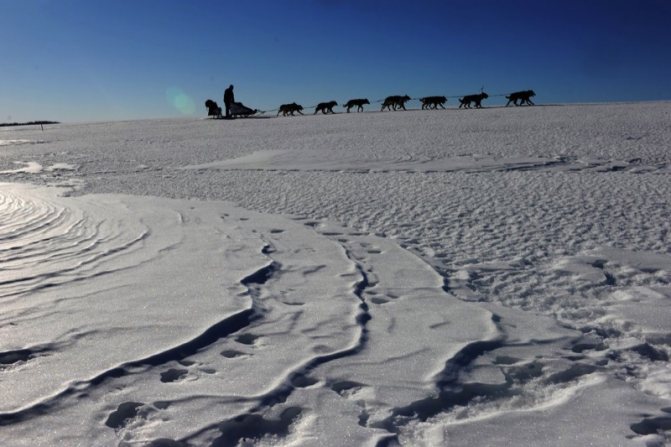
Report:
0,102,670,446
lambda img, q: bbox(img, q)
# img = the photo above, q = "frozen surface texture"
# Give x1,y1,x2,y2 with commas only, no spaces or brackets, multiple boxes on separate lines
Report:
1,103,670,446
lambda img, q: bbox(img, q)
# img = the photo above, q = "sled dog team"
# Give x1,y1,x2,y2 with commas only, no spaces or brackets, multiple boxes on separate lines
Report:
205,90,536,118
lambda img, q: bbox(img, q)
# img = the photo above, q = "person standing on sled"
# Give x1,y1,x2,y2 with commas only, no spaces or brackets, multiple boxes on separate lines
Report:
223,84,235,118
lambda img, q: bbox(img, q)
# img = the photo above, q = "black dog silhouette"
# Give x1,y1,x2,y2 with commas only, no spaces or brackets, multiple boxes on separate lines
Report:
420,96,447,110
459,92,489,109
506,90,536,106
343,99,369,113
381,95,411,111
314,101,338,114
277,103,304,116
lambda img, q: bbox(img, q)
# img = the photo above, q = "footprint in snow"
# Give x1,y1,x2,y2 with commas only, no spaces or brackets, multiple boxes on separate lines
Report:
221,349,247,358
105,401,144,429
160,368,189,383
291,373,319,388
235,333,260,345
330,380,366,397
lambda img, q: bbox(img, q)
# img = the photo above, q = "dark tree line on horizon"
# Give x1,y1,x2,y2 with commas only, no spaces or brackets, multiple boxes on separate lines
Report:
0,120,59,127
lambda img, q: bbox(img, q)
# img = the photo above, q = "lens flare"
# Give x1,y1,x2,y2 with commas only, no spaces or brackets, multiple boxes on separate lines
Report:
166,87,195,115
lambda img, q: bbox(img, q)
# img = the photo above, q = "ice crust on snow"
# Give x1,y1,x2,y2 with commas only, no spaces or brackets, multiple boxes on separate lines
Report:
1,102,671,446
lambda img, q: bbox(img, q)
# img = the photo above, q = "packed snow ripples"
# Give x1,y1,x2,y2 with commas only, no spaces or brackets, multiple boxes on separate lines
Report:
0,184,148,301
0,186,504,446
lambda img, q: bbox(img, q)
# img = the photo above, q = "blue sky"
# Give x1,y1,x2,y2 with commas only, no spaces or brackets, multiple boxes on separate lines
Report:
2,0,670,122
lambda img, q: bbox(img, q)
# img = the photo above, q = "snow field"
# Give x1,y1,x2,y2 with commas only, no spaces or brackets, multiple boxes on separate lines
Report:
1,102,670,445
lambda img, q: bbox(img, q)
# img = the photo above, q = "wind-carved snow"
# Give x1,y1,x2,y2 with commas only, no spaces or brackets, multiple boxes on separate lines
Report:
0,184,498,446
0,184,263,416
1,102,671,446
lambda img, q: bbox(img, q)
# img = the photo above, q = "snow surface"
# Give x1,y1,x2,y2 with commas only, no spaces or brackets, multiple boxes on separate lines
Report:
1,102,671,446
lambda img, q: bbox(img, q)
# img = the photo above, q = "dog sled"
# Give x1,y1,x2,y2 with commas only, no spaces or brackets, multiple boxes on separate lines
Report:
229,102,258,118
205,100,258,119
205,99,222,118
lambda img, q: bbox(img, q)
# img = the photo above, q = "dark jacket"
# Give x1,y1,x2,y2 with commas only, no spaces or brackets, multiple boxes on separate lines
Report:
224,87,234,105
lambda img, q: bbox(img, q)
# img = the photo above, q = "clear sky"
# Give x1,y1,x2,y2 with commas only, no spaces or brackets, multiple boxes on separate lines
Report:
2,0,670,122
